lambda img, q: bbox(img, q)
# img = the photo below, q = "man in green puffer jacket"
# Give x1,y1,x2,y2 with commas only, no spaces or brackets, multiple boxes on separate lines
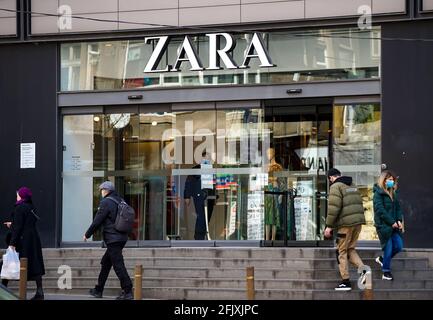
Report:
324,168,369,291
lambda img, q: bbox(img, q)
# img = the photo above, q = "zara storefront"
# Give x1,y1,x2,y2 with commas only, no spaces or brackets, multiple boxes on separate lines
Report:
3,0,433,249
58,26,382,246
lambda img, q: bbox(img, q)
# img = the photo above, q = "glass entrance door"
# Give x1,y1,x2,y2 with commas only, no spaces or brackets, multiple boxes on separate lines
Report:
264,101,332,245
62,101,334,246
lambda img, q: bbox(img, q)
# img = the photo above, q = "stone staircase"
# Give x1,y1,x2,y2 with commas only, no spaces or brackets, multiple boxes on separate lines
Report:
7,247,433,300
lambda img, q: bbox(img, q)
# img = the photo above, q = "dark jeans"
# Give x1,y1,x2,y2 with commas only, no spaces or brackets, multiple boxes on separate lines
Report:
95,241,132,293
382,232,403,272
193,196,215,240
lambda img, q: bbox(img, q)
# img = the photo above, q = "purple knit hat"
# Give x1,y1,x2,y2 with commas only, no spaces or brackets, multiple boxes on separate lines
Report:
17,187,32,201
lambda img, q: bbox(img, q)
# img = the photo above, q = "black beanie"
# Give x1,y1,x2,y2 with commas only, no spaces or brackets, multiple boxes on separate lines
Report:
327,168,341,178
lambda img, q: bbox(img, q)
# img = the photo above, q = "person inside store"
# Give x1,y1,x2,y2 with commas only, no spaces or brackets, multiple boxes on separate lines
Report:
264,147,285,241
83,181,133,300
1,187,45,300
373,170,404,281
184,151,216,240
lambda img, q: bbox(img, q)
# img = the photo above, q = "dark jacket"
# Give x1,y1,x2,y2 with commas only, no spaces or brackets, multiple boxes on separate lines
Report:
373,184,403,249
9,201,45,280
326,176,366,229
85,191,128,244
183,164,215,200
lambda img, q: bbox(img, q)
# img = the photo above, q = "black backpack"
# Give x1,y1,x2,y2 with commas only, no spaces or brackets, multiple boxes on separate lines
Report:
106,197,135,233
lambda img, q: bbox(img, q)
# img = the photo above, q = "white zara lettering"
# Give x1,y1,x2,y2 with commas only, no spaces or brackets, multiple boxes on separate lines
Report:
171,36,203,72
206,33,238,70
143,32,275,73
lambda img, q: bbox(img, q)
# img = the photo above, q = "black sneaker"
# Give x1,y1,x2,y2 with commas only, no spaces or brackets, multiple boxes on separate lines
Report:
89,288,103,298
375,256,383,267
382,272,393,281
116,291,133,300
335,280,352,291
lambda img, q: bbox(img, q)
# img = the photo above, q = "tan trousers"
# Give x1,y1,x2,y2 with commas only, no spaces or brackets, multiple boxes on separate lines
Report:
336,225,364,280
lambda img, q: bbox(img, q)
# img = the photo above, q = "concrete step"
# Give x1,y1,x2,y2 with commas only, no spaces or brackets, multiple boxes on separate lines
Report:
7,286,433,300
37,264,433,280
40,256,428,270
40,266,316,279
9,276,433,290
6,248,433,300
314,268,433,280
38,248,404,260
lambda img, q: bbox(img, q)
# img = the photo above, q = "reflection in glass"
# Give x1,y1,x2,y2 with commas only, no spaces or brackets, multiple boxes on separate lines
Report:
61,103,381,243
333,103,381,240
60,27,381,91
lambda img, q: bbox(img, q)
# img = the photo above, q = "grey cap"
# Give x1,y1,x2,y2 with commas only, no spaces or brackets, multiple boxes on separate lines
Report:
99,181,115,191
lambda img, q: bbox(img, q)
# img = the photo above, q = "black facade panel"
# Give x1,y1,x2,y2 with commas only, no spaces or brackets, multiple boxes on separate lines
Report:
382,20,433,248
0,43,57,247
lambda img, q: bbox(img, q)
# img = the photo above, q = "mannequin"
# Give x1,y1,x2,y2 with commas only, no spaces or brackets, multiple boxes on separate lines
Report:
264,148,284,241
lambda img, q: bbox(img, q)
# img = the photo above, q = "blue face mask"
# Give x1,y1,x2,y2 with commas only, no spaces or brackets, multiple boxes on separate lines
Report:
386,180,394,188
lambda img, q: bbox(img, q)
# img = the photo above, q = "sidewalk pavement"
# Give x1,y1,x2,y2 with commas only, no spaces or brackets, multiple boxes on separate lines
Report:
27,293,158,300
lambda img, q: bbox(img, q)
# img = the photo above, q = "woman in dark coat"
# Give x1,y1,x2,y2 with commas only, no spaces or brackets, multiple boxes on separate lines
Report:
2,187,45,300
373,170,404,281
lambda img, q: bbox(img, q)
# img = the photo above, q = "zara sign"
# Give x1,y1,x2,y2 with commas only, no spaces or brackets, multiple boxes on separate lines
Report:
143,32,276,73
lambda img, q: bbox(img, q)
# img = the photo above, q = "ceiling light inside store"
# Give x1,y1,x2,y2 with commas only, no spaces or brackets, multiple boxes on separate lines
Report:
152,121,158,126
94,116,100,122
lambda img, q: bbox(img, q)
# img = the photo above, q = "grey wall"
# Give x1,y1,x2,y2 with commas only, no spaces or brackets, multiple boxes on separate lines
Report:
0,0,16,36
423,0,433,11
382,20,433,248
28,0,407,34
0,43,58,247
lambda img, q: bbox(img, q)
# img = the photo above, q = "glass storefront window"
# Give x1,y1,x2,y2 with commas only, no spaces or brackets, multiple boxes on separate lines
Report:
60,27,380,91
333,103,381,240
62,101,381,243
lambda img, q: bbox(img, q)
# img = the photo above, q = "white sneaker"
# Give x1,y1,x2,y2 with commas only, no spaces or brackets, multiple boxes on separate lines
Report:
382,272,393,281
375,256,383,267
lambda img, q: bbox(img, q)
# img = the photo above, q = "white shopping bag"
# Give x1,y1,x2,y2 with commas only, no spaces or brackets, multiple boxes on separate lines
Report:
1,247,20,280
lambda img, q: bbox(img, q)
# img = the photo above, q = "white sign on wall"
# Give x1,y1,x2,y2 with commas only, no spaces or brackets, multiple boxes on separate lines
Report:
71,156,82,171
20,143,36,169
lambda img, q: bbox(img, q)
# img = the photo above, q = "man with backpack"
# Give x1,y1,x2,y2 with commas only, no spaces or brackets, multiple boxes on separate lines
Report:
83,181,134,300
324,168,370,291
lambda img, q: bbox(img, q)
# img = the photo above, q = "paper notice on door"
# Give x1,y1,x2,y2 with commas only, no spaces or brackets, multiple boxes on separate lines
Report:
20,143,36,169
201,162,213,189
247,192,264,240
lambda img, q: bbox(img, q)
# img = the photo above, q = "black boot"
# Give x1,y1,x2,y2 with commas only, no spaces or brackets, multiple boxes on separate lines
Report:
1,279,9,287
116,290,133,300
89,287,103,298
30,287,44,300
